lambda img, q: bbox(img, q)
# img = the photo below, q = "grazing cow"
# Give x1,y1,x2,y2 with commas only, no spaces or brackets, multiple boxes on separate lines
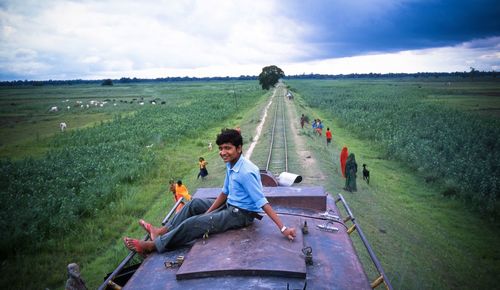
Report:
60,122,67,132
146,144,154,148
362,164,370,184
208,142,213,151
49,106,58,112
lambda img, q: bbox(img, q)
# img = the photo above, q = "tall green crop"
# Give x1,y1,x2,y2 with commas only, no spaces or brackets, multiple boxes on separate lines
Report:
0,81,263,257
289,79,499,216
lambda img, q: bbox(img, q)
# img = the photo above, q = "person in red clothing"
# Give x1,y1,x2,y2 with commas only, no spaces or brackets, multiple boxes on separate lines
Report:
340,146,348,178
326,127,332,146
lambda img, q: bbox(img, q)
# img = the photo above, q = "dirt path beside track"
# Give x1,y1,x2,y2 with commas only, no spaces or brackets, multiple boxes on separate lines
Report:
282,86,325,185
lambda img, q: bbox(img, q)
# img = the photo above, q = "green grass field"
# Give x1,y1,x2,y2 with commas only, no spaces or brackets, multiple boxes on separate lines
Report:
0,78,499,289
287,78,500,289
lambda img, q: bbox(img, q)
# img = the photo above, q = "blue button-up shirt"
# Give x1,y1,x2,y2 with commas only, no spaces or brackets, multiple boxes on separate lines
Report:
222,155,268,212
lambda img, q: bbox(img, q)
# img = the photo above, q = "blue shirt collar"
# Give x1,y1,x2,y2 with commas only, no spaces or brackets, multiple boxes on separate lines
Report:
227,155,244,172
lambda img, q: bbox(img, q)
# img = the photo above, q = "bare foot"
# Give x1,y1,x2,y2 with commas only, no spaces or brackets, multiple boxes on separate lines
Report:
123,237,155,255
139,219,168,240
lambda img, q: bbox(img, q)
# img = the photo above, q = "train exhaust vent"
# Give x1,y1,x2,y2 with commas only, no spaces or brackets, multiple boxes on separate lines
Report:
278,172,302,187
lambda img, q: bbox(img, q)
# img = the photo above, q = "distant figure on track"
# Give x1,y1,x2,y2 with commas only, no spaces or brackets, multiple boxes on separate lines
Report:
316,119,323,136
326,127,332,146
197,157,208,180
300,114,306,129
344,153,358,192
124,128,296,254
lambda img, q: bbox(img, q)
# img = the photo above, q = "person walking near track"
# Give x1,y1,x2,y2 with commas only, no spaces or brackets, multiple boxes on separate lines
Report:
197,157,208,180
344,153,358,192
326,127,332,145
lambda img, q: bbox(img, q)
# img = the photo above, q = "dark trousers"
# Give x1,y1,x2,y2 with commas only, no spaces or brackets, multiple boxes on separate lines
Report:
154,198,254,252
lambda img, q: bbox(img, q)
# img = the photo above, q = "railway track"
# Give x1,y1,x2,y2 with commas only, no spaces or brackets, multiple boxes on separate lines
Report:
265,86,289,174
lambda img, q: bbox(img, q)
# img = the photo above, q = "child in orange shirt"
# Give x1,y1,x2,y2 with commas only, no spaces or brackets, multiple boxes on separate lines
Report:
169,180,192,213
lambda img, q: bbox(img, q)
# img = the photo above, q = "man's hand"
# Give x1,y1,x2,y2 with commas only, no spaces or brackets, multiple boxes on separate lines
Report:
282,227,296,241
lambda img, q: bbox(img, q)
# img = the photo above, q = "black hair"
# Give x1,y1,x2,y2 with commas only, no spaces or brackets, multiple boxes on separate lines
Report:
177,180,182,185
216,128,243,147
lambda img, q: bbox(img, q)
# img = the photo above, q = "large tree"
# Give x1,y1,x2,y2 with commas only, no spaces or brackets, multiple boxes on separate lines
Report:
258,65,284,90
101,79,113,86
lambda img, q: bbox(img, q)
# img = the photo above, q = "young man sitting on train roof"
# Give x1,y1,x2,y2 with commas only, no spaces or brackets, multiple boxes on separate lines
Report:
124,128,296,254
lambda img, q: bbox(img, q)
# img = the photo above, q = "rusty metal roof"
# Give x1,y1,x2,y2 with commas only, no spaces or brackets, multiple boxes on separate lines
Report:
123,186,371,290
177,215,306,280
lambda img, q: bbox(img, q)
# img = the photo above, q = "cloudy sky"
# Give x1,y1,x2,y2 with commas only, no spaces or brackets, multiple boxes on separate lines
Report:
0,0,499,80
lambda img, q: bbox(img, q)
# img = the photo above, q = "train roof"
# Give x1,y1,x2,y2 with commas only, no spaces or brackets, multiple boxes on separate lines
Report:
114,186,374,290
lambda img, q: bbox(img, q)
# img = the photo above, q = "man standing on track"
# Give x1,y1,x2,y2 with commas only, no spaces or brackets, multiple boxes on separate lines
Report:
124,128,296,254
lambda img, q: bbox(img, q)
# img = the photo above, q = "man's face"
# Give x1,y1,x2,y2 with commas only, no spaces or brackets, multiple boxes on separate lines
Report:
219,142,242,164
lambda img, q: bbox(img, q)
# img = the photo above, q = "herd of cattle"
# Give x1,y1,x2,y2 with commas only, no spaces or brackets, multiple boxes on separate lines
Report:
49,97,165,132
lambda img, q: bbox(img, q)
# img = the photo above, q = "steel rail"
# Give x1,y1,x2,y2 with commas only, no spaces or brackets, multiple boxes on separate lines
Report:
265,92,279,171
98,198,185,290
336,194,393,290
282,90,288,172
265,87,288,173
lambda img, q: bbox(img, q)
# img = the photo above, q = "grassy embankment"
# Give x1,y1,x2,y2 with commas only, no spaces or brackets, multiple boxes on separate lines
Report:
0,81,269,289
286,79,500,289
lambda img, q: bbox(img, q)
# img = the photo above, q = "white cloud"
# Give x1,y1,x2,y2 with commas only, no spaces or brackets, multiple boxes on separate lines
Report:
0,0,314,79
283,38,500,75
0,0,498,80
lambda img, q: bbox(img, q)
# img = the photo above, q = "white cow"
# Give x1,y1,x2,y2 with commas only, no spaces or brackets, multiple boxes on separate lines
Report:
208,142,213,151
49,106,58,112
60,122,67,132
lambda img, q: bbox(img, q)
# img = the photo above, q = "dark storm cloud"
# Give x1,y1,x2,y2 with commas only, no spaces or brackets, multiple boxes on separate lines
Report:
286,0,500,59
